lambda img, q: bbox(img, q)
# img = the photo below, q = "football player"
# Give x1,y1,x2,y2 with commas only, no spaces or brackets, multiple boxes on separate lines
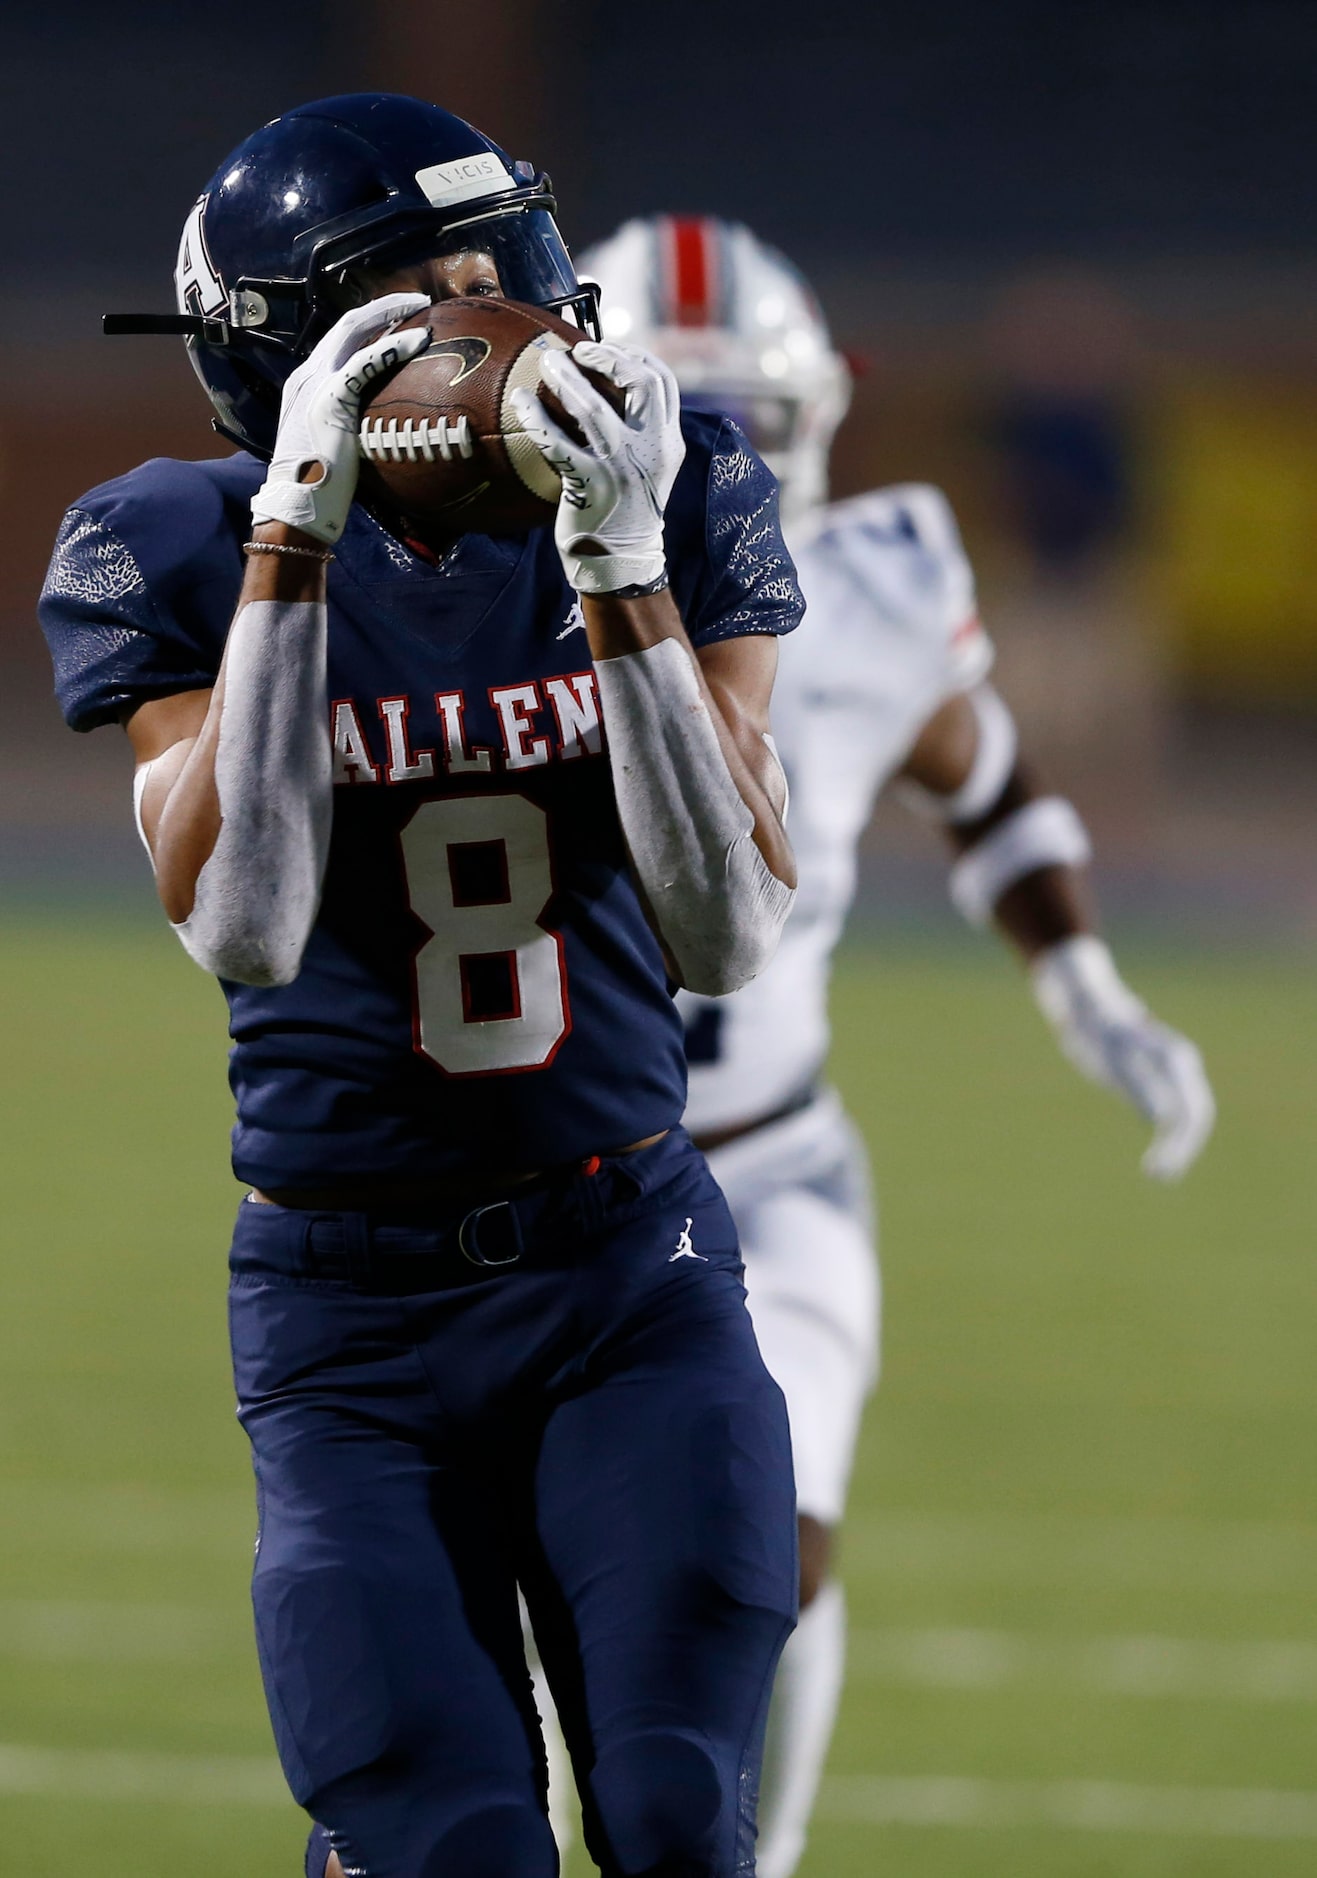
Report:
579,215,1216,1878
39,105,806,1878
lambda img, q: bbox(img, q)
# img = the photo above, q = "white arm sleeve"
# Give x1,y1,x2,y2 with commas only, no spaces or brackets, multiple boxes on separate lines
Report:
594,637,795,997
168,598,332,987
948,796,1092,927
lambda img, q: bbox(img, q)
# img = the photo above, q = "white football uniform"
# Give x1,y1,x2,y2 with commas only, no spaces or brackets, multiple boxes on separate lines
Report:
681,483,993,1523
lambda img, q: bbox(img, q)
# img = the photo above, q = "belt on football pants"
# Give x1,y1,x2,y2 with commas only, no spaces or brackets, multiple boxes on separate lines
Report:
240,1130,671,1286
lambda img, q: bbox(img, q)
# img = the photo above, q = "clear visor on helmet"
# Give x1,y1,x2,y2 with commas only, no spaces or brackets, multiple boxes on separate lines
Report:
348,205,598,334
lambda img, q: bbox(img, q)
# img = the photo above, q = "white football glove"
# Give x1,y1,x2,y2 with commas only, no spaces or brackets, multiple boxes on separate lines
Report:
508,340,686,593
1031,936,1215,1181
251,293,431,545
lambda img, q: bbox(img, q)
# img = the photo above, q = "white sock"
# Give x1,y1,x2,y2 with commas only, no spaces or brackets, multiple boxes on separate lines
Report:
756,1579,847,1878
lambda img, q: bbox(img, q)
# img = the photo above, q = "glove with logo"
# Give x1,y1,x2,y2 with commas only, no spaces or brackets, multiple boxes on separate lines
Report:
1031,936,1216,1181
252,293,431,545
508,340,686,594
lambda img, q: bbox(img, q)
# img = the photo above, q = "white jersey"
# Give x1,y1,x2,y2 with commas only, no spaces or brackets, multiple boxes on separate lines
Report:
680,483,993,1134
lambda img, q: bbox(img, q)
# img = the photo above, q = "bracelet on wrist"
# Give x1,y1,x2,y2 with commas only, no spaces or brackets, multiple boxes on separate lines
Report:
243,540,335,564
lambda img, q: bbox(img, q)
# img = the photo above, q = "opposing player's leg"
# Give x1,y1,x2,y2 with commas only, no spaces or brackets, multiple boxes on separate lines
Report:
522,1597,577,1857
521,1143,798,1878
229,1202,558,1878
706,1097,880,1878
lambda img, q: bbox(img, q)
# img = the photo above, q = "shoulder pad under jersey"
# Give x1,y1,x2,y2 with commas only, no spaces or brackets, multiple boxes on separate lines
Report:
799,483,992,690
40,454,263,731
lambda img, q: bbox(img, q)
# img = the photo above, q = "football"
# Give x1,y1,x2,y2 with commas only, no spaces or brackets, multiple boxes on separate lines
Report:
356,296,616,536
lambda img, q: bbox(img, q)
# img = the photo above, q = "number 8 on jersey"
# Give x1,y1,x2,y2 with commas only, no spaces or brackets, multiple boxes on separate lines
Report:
401,794,569,1075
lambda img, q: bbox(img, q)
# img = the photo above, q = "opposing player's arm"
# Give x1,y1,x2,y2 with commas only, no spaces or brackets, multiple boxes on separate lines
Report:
897,686,1215,1180
512,343,795,997
900,689,1093,958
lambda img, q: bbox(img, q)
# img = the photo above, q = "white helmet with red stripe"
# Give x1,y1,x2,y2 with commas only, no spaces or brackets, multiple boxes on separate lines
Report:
576,215,851,526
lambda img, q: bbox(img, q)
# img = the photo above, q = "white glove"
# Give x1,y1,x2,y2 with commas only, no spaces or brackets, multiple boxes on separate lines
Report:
508,340,686,593
251,293,431,544
1031,936,1215,1181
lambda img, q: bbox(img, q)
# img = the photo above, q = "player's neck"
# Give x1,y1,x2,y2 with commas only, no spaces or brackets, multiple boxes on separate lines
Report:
369,500,461,566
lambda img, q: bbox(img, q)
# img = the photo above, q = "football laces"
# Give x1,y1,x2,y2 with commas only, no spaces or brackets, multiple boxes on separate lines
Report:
359,415,475,464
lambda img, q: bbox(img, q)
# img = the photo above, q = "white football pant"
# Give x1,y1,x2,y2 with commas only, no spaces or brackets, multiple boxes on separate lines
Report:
707,1090,880,1878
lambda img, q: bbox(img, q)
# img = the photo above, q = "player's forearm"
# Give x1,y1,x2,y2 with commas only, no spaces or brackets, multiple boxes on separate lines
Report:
521,339,794,989
151,529,323,909
947,766,1095,962
991,866,1092,958
583,589,794,880
900,692,1097,960
154,533,333,985
585,590,795,996
894,660,1213,1175
148,299,429,980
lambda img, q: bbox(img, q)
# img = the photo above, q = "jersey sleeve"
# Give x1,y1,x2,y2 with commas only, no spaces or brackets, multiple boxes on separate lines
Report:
811,482,994,695
666,413,804,649
38,456,252,732
899,485,994,691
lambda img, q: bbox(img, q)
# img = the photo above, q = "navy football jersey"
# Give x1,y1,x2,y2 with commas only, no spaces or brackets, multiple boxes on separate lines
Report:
40,413,802,1188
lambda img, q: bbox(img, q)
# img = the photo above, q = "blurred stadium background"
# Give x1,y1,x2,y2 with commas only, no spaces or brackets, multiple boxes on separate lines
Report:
2,3,1314,1872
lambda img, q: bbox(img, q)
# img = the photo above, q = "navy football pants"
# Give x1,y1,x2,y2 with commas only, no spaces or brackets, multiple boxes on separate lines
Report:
228,1132,798,1877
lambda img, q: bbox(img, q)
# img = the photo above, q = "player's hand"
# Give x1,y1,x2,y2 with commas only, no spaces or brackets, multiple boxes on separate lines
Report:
508,340,686,593
1031,936,1215,1181
251,294,431,544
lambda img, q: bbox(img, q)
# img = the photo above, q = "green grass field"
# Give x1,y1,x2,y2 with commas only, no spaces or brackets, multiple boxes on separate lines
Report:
2,916,1315,1876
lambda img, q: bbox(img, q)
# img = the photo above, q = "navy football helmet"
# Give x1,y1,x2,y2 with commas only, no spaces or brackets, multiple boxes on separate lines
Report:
106,94,600,457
